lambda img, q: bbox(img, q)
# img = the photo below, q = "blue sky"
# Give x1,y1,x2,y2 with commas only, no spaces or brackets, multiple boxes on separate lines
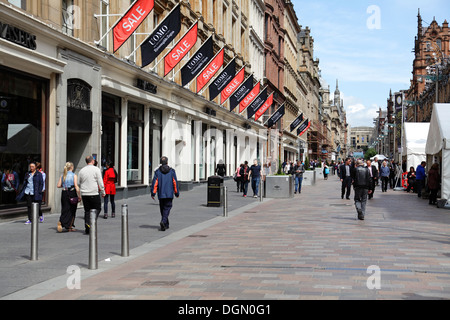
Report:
292,0,450,127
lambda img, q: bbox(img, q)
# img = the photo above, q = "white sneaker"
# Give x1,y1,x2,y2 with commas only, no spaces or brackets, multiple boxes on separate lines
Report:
24,220,31,225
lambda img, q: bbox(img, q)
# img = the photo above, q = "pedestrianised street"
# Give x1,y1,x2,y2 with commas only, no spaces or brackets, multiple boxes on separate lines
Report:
2,176,449,301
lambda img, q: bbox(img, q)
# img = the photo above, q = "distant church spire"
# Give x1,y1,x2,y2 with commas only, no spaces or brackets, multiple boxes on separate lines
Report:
334,79,340,108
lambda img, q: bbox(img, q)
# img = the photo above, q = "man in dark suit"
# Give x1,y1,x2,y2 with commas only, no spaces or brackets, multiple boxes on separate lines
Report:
339,158,353,199
366,160,378,199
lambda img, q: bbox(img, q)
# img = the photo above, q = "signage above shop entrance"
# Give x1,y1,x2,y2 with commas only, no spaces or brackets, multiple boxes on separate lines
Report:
0,21,37,50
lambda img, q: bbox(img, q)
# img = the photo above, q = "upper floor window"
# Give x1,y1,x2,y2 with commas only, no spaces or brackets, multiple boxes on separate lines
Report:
8,0,26,10
100,0,110,49
62,0,75,36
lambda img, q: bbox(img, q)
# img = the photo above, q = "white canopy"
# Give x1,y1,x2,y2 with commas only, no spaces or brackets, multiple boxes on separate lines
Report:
425,104,450,202
370,154,388,161
403,122,429,171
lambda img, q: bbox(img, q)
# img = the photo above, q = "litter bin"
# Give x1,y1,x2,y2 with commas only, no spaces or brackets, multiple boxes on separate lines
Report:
207,175,224,207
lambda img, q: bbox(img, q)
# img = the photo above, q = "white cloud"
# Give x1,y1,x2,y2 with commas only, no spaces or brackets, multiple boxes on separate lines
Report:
342,94,380,127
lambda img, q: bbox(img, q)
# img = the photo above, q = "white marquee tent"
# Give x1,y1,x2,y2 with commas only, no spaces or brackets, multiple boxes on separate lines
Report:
425,104,450,203
402,122,430,171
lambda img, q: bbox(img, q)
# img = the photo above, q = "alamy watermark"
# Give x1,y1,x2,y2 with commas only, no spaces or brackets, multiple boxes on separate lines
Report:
367,5,382,30
66,265,81,290
366,265,381,290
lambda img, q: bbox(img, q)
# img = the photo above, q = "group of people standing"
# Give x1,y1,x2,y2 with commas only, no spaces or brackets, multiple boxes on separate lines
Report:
338,157,442,220
405,161,441,205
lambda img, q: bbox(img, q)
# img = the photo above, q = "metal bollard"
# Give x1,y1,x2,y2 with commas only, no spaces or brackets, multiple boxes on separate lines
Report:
121,204,129,257
30,202,39,261
259,178,264,202
88,209,98,270
223,186,228,217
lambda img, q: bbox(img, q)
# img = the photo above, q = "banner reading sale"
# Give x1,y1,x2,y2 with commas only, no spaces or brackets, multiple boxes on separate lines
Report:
164,22,198,76
113,0,154,53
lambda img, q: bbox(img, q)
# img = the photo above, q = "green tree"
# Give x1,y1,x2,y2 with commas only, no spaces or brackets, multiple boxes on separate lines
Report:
364,148,377,160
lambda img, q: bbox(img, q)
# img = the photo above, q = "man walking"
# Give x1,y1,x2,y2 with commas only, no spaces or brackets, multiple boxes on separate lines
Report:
78,156,105,234
353,160,373,220
151,156,179,231
293,160,305,194
366,159,378,199
339,158,353,199
249,159,261,198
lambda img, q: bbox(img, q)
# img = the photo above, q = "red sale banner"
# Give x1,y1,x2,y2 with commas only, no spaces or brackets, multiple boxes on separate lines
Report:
164,22,198,76
196,48,224,93
254,93,274,121
113,0,154,53
239,82,261,113
220,67,245,105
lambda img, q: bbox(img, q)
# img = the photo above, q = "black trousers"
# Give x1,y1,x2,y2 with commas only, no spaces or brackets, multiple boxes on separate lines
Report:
159,198,173,227
381,176,389,192
429,189,438,204
341,177,352,199
416,179,425,197
82,195,101,230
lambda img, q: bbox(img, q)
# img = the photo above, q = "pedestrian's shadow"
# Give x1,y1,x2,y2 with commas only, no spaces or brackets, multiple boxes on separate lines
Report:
139,224,160,230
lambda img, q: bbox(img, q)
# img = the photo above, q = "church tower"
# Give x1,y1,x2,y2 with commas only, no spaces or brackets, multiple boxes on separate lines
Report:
334,79,341,109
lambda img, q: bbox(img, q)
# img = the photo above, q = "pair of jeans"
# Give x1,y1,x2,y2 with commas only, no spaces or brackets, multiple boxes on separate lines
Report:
242,181,249,196
251,177,260,196
354,188,368,217
295,176,303,193
104,194,115,214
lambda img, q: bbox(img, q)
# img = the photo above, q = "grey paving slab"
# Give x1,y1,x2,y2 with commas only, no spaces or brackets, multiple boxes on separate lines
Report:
2,174,450,300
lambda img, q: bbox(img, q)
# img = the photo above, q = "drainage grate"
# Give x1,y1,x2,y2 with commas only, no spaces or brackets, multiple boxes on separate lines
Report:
329,203,352,207
188,235,208,238
141,281,179,287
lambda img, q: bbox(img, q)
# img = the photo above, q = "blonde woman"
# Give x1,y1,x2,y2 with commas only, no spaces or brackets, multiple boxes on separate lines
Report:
57,162,80,232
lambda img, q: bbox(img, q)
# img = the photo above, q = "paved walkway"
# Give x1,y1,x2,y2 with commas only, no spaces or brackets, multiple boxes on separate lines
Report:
2,174,450,300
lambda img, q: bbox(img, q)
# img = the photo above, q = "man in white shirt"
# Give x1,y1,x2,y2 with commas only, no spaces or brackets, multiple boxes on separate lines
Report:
78,156,105,234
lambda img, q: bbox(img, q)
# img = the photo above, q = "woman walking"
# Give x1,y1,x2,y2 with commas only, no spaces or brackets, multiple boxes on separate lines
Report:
103,161,117,219
57,162,80,232
240,161,250,197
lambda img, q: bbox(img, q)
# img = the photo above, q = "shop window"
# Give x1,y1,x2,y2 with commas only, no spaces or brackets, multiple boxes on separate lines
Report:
0,67,47,210
127,102,144,184
101,93,121,180
149,108,162,183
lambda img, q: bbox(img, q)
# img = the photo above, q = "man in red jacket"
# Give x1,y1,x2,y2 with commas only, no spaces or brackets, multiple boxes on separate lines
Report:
151,156,180,231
